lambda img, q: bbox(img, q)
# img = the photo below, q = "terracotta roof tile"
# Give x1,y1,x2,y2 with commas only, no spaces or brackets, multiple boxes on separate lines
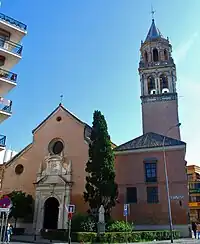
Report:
114,132,185,152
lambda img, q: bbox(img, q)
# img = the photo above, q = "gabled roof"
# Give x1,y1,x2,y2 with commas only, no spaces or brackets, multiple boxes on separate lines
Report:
145,19,162,42
5,104,117,167
114,132,185,152
5,143,32,167
32,103,88,134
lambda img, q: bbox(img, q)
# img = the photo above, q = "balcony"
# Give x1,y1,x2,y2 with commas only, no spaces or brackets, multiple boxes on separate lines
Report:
190,189,200,194
189,202,200,208
0,38,22,70
189,182,200,194
0,97,12,123
0,135,6,150
0,68,17,95
0,13,27,44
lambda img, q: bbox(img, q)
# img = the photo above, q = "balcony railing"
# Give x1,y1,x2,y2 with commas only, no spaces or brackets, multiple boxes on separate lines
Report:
0,98,12,113
189,182,200,193
190,189,200,194
0,37,22,56
0,13,27,31
0,135,6,147
0,68,17,83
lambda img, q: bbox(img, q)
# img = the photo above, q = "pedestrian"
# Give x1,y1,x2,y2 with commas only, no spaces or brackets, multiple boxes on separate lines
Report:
6,223,13,243
192,221,197,239
197,222,200,239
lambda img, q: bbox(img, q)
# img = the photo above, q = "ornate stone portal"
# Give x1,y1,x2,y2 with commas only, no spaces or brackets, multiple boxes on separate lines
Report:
33,150,72,233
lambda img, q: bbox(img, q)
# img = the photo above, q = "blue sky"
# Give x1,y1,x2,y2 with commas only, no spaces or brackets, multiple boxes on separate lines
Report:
1,0,199,164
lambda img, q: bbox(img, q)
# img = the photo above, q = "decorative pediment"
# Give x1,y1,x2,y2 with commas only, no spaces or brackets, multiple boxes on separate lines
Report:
36,175,68,186
39,154,71,176
36,154,72,186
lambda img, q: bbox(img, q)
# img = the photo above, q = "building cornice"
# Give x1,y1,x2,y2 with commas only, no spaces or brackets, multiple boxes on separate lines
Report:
114,144,185,155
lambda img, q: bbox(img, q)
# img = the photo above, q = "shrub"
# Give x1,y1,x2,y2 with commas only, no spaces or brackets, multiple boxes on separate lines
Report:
41,230,180,242
71,213,96,232
71,232,96,242
107,220,133,232
80,216,96,232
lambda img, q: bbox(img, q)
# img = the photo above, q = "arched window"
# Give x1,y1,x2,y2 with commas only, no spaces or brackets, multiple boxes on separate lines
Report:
147,76,156,94
164,49,168,60
153,48,159,62
160,74,168,90
144,51,148,63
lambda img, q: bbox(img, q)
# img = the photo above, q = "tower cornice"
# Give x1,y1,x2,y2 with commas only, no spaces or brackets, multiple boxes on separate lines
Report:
140,92,177,104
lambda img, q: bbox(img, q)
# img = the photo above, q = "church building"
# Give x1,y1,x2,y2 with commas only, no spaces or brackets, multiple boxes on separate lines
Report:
1,18,189,236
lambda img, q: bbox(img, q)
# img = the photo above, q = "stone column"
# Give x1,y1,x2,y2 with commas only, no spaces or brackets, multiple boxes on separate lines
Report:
144,77,148,95
155,77,158,93
157,77,161,94
167,75,173,92
140,77,144,96
35,197,44,233
33,193,39,234
58,205,62,229
38,198,44,231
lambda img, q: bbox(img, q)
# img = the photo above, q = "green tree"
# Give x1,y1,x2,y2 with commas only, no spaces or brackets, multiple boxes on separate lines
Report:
84,110,118,219
8,191,34,227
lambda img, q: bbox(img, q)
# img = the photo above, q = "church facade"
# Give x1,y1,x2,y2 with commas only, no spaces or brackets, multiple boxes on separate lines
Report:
1,18,189,236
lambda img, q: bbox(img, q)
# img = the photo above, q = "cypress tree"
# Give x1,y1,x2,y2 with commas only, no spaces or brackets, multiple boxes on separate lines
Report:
84,110,118,218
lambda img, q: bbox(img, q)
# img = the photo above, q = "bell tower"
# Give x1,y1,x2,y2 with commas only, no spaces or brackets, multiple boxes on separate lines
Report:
138,18,180,140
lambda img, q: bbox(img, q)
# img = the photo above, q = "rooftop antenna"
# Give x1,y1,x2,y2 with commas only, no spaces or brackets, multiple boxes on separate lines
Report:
150,5,156,20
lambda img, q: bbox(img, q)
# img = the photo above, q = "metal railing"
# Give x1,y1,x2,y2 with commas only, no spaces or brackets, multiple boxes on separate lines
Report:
0,13,27,31
0,135,6,147
0,99,12,113
189,182,200,193
0,37,23,56
0,68,17,83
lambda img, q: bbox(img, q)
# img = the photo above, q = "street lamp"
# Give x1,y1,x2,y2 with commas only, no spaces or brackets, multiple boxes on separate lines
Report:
162,123,181,244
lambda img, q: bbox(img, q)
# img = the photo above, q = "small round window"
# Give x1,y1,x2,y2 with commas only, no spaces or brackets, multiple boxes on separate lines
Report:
51,141,64,155
15,164,24,175
56,116,62,122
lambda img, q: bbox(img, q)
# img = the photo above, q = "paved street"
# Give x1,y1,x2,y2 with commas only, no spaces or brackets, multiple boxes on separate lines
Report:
10,234,200,244
9,238,200,244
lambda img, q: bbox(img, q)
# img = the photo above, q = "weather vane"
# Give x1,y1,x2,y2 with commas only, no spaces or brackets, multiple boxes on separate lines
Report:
150,5,156,20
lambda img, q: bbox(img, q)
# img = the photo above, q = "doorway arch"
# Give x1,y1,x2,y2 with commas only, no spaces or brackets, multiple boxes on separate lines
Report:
43,197,59,229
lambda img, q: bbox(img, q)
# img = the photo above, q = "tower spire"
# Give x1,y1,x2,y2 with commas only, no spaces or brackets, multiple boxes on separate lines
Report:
145,8,162,42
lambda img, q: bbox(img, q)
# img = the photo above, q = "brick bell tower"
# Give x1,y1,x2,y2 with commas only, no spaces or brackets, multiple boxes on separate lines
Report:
138,18,181,140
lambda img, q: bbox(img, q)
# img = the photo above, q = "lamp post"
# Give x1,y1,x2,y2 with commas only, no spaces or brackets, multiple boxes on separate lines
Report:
162,123,181,244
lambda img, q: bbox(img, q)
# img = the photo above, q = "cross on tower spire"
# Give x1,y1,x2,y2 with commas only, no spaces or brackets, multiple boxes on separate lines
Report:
60,95,63,105
150,5,156,20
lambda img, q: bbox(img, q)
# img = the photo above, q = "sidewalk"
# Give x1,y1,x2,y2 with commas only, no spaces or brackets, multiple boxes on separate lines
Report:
11,235,200,244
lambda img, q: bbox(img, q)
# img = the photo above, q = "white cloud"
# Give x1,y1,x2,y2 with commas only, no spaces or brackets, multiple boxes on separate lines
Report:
174,32,198,65
174,31,200,165
178,78,200,165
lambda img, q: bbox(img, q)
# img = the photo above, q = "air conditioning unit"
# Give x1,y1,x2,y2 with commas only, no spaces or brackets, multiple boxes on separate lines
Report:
150,89,156,95
162,88,169,93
